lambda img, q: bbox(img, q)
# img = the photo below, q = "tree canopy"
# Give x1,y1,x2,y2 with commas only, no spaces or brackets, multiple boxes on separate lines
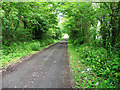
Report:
1,2,120,88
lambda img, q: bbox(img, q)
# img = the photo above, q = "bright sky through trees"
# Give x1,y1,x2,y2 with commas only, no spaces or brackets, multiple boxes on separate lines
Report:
63,34,69,39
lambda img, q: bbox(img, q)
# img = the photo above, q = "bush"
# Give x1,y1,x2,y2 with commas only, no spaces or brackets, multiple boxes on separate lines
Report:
1,38,60,68
68,42,119,88
30,41,41,51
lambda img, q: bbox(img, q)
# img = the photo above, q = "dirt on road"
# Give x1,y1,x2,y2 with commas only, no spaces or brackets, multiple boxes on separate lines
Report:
2,39,72,88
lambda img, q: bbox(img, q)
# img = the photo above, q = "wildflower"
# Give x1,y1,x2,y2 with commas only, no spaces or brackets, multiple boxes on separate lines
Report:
96,82,99,86
78,61,80,63
82,71,85,73
85,77,87,80
86,68,91,71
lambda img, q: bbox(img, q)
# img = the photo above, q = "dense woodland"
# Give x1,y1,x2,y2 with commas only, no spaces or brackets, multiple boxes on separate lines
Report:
2,2,62,45
1,2,120,88
62,2,120,88
1,2,62,67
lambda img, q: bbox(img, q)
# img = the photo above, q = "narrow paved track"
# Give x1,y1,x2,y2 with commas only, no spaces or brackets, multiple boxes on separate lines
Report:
2,39,71,88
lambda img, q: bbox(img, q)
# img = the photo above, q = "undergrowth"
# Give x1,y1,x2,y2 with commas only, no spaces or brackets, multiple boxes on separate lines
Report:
68,42,119,88
0,39,60,69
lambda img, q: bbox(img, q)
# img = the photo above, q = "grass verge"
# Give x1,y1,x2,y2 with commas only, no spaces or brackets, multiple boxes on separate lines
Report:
68,43,119,88
1,39,60,69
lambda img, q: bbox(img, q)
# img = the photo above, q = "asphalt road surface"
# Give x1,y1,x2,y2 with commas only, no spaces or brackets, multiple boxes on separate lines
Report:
2,39,71,88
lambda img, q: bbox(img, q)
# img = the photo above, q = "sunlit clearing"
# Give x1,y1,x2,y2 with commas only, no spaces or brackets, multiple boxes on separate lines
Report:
63,34,69,39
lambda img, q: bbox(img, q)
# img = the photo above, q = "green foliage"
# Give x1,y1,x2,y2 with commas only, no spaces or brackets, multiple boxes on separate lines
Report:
1,39,60,68
68,43,119,88
1,2,119,88
61,2,120,49
1,2,62,68
2,2,62,45
61,2,119,88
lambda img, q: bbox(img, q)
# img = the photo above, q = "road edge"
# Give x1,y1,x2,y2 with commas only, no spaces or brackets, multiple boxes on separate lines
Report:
66,43,76,88
1,41,60,74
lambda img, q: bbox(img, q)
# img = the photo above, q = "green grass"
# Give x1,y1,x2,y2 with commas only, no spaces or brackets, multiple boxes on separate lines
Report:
1,39,60,69
68,43,119,88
